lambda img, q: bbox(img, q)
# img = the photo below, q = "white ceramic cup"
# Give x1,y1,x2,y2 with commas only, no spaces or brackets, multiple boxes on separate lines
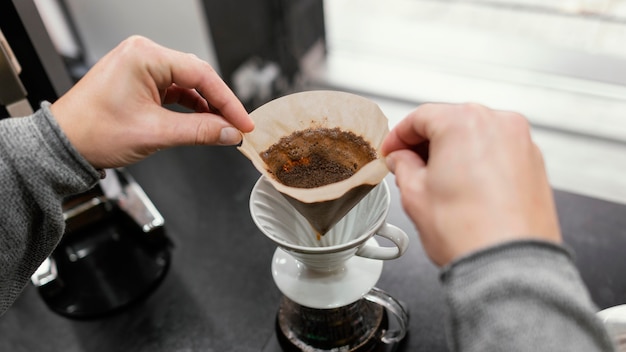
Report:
250,176,409,271
598,305,626,351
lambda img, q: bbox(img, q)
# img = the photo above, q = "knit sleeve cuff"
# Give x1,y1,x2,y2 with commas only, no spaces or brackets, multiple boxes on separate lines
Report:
37,101,103,186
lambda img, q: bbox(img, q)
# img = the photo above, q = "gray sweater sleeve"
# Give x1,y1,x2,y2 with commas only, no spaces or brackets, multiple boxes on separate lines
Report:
0,102,100,315
441,240,615,352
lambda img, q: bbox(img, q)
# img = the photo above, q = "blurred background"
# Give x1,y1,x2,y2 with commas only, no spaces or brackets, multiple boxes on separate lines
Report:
2,0,626,204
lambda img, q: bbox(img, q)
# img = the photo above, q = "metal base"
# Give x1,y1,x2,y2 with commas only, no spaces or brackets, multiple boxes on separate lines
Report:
32,169,172,319
37,206,171,319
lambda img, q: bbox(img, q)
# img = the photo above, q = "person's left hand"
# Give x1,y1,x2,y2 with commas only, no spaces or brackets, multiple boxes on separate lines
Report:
51,36,254,169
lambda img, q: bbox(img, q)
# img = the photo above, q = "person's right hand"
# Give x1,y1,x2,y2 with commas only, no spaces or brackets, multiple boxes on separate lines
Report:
382,103,561,266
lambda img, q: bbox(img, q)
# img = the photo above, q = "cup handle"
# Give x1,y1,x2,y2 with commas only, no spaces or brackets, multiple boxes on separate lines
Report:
364,287,409,344
355,223,409,260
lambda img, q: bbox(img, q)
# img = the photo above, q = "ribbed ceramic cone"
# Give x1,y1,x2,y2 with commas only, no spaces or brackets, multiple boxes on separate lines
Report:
238,90,389,235
250,176,389,248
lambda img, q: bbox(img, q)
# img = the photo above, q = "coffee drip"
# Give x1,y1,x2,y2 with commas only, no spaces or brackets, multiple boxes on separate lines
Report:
251,176,409,351
238,90,390,235
244,91,409,351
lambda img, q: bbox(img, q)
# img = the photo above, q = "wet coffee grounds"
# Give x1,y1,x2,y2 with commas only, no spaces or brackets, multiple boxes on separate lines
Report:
261,127,376,188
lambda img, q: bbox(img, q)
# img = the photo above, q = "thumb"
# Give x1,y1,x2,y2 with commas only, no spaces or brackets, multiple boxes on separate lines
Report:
158,110,243,147
386,149,426,176
386,149,428,231
386,148,427,199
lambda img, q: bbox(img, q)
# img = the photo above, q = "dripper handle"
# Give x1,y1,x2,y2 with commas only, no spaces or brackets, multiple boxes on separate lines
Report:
364,287,409,344
355,223,409,260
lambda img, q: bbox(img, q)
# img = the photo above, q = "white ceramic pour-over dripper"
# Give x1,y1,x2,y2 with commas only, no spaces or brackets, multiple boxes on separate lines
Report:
250,176,409,309
250,176,408,271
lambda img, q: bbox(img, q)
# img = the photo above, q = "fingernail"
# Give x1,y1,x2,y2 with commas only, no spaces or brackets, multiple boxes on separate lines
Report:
385,155,396,173
219,127,242,145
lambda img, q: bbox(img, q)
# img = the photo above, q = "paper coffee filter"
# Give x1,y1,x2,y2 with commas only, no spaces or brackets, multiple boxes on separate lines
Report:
238,90,390,234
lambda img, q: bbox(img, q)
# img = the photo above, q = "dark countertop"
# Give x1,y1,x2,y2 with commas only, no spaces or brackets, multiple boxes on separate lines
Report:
2,145,626,351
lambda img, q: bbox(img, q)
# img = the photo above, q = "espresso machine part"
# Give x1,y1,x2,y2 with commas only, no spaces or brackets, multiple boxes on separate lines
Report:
0,29,34,117
31,169,172,319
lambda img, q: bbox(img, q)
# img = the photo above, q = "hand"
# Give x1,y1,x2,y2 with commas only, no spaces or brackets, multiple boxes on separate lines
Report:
382,103,561,266
51,36,254,169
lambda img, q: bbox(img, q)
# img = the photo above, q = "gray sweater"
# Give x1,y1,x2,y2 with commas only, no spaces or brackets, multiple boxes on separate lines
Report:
0,102,99,314
0,104,616,351
442,241,615,351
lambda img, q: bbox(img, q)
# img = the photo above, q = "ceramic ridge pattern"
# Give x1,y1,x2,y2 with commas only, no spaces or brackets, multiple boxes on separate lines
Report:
250,177,389,252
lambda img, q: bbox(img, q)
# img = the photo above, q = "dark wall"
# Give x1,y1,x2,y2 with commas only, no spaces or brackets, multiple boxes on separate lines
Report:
201,0,325,87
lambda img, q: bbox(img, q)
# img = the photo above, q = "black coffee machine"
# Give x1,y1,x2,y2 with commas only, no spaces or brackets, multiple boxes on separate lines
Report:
31,169,172,319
